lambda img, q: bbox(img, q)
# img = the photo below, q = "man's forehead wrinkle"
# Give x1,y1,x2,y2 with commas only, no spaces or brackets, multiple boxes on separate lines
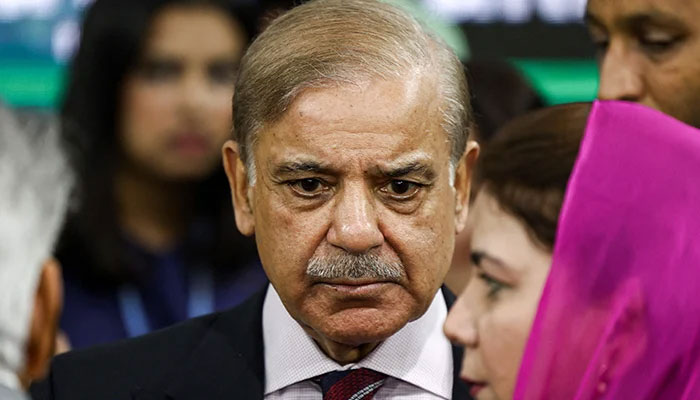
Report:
290,74,437,126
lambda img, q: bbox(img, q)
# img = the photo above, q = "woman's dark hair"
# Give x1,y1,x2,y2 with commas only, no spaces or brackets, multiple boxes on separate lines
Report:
476,102,592,250
59,0,260,283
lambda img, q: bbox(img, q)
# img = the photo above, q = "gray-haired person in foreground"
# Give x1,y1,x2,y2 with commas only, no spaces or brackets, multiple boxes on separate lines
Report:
0,104,73,400
35,0,480,398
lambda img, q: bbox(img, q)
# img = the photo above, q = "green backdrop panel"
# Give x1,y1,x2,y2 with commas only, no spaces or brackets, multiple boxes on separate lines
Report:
0,59,599,108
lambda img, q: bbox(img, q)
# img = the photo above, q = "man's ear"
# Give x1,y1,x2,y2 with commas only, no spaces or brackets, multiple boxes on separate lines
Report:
222,140,256,236
19,257,63,389
454,140,480,234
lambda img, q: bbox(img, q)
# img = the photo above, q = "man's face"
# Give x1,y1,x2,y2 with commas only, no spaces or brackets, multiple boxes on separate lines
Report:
225,73,475,360
586,0,700,128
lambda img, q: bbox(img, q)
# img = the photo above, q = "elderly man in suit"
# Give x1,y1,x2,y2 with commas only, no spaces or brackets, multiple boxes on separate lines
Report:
585,0,700,129
0,105,72,399
36,0,480,398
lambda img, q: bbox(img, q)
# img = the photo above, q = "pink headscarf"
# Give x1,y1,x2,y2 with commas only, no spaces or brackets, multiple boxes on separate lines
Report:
514,101,700,399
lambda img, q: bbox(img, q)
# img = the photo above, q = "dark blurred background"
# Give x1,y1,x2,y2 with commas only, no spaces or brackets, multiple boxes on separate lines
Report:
0,0,597,109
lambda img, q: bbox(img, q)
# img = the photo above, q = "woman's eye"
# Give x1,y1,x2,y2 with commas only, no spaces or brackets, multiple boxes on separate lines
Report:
478,272,506,299
381,180,421,199
289,178,327,197
138,61,180,81
208,62,237,84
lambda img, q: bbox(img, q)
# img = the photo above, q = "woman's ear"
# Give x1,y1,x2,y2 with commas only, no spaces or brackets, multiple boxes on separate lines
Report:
19,257,63,389
454,140,480,234
222,140,256,236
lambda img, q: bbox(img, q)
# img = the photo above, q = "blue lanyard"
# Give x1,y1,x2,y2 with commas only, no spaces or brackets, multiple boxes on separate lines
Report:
117,268,214,338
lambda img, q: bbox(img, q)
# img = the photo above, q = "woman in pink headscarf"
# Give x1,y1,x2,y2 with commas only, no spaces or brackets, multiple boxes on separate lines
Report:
444,100,700,400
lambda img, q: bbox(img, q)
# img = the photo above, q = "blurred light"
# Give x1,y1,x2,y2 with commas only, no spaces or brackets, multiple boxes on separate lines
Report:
537,0,587,23
0,0,60,21
52,19,80,62
502,0,534,23
72,0,94,8
423,0,586,23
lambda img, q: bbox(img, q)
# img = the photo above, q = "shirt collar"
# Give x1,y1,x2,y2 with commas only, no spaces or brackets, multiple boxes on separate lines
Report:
263,284,453,398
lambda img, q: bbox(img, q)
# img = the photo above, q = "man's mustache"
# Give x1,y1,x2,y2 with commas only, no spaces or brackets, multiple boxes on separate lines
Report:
306,251,405,281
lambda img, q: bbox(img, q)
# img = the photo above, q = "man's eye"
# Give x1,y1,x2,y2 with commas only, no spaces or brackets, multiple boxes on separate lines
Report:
586,27,609,54
289,178,327,196
593,39,609,52
639,36,678,53
381,180,421,199
477,272,506,299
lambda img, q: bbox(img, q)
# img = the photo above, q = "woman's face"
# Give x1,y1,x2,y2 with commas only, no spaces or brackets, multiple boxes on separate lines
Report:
444,190,552,400
119,5,245,181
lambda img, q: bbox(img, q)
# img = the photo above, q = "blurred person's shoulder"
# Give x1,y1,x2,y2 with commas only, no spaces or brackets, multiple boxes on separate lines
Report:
33,287,267,400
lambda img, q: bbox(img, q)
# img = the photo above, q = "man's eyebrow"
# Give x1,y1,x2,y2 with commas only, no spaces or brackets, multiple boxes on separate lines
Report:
584,11,602,26
623,11,685,29
376,161,436,180
272,160,334,175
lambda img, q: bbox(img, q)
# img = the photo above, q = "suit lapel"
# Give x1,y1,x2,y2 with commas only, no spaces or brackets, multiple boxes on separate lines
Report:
136,288,268,400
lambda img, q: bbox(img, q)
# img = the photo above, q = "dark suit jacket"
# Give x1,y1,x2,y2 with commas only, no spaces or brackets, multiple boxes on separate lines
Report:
33,287,472,400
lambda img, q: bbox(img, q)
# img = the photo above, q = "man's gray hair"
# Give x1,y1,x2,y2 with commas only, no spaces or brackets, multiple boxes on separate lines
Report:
0,105,73,389
233,0,472,183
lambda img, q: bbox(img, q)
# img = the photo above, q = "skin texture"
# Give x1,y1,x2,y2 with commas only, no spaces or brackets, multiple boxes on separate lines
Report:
586,0,700,128
224,72,479,364
18,258,63,389
120,5,245,182
444,191,551,400
445,221,473,294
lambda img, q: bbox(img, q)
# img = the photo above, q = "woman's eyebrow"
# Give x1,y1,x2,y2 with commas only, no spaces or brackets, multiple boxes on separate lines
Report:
472,250,513,272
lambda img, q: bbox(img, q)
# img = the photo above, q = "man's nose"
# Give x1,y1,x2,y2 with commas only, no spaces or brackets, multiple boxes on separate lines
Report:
327,183,384,254
597,41,645,102
443,294,478,348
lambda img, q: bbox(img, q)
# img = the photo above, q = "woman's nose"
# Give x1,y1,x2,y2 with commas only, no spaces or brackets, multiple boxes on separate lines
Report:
444,293,478,348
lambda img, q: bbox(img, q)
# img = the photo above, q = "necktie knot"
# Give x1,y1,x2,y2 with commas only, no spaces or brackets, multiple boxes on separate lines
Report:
318,368,387,400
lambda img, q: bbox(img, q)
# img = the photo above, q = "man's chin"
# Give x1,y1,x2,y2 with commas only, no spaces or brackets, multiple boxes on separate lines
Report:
312,307,413,347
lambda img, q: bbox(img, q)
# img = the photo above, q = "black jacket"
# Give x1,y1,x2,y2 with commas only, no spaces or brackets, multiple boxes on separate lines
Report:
33,287,472,400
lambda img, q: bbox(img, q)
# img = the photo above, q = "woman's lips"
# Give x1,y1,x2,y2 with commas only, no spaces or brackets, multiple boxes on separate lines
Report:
461,377,487,398
469,383,485,398
170,132,210,156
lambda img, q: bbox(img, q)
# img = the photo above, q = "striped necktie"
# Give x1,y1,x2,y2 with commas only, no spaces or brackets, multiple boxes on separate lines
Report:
318,368,387,400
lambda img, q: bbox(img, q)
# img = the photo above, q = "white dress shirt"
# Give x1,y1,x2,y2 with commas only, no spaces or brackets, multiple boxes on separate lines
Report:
263,285,453,399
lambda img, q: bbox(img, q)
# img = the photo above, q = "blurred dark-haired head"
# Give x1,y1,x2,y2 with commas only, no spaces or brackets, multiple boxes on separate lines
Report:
60,0,258,282
466,60,545,144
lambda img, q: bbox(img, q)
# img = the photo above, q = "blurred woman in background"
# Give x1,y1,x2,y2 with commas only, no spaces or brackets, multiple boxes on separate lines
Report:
444,101,700,399
58,0,266,349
